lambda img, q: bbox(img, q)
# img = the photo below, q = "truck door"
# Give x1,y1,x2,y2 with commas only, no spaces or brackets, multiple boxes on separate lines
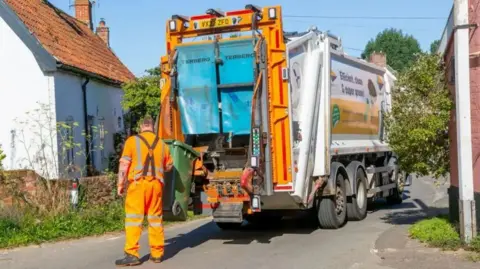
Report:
287,40,308,185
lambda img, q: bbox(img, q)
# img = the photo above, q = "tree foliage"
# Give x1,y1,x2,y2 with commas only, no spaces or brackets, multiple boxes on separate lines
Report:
121,67,161,125
0,144,5,169
385,53,453,178
362,28,422,72
430,40,441,54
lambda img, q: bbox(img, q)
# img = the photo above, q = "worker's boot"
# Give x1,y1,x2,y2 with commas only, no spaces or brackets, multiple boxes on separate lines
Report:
115,253,141,267
150,256,162,263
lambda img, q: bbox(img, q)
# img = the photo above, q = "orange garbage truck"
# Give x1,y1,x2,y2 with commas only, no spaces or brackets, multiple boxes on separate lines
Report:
157,5,411,230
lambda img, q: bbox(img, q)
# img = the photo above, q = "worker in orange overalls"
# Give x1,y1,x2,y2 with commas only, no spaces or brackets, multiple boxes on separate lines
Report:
114,116,173,267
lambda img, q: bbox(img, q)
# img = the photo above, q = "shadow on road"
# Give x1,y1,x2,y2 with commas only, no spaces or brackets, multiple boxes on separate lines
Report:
148,212,317,262
143,187,444,263
379,198,449,225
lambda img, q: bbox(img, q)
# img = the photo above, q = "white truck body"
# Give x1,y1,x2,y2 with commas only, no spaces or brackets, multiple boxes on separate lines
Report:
284,30,398,204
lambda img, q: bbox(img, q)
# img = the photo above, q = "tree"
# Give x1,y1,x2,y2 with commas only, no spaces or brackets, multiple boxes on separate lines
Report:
121,67,161,128
385,53,453,178
0,144,5,169
430,39,441,54
362,28,422,72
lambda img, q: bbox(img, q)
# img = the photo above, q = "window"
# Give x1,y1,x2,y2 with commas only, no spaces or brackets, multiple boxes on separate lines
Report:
65,116,75,166
117,116,122,130
98,117,106,164
87,115,96,170
449,56,455,85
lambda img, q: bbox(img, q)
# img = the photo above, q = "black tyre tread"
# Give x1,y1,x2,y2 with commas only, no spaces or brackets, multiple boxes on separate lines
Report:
215,222,242,230
386,157,404,205
318,198,338,229
318,174,347,229
347,169,368,221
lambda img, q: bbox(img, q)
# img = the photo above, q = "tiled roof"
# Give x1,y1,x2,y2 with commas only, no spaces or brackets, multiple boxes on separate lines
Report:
4,0,135,84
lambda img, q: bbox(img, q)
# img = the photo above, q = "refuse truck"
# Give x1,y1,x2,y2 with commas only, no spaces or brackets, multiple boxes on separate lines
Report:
157,5,412,229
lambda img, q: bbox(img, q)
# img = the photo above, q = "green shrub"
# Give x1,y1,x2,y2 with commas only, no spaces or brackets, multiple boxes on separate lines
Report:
0,201,125,249
409,215,462,250
0,198,204,249
469,236,480,253
0,145,5,169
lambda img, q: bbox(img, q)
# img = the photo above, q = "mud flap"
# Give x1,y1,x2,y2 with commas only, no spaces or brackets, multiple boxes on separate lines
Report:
212,202,244,223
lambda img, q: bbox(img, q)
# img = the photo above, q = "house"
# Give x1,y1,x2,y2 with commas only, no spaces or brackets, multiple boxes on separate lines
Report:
0,0,135,179
437,3,480,228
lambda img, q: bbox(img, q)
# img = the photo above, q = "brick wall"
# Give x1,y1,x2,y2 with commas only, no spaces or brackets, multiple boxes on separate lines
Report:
0,170,38,206
469,0,480,193
446,0,480,193
444,0,480,227
78,175,116,206
0,170,116,208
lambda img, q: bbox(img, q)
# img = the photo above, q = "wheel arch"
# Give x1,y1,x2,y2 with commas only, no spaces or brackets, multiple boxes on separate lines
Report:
322,162,349,196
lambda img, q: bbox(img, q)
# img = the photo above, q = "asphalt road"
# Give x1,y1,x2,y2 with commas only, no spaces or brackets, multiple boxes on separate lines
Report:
1,178,444,269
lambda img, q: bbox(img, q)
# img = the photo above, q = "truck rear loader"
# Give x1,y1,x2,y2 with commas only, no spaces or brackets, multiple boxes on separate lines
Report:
157,5,411,230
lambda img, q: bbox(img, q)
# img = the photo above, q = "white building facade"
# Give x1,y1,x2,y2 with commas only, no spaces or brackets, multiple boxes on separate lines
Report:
0,0,134,178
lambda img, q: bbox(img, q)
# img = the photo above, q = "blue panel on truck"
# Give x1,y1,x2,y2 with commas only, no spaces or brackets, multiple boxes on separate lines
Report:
176,43,219,135
218,39,255,135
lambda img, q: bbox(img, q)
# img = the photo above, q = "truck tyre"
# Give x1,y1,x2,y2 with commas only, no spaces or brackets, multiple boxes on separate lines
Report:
347,169,368,221
386,157,404,205
215,222,243,230
317,173,347,229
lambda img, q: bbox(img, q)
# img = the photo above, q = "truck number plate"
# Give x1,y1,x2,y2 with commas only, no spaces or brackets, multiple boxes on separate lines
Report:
195,16,238,29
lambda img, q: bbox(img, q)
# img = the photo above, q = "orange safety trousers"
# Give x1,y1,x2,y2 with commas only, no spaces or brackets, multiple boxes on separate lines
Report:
124,178,164,258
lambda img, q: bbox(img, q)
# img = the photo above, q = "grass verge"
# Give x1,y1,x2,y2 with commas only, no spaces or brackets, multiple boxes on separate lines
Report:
409,215,480,254
0,201,208,249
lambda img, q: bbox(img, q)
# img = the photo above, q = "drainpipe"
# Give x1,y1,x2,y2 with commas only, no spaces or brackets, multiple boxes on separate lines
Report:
82,78,91,176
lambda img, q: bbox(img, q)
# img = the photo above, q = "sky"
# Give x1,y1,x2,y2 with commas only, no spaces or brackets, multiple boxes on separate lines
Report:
50,0,453,77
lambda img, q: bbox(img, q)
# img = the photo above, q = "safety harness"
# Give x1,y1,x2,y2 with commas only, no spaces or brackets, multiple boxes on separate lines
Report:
134,133,164,181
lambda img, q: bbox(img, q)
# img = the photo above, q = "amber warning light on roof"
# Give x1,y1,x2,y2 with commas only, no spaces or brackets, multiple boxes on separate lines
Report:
168,5,278,32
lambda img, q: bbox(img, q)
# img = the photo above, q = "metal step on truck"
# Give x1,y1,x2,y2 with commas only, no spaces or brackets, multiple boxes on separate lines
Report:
157,5,412,230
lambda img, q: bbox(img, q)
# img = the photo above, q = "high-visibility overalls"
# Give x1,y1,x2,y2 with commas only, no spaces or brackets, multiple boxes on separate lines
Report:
120,131,173,259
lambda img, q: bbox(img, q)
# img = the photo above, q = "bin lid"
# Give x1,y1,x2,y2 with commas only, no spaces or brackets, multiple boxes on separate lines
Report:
163,139,175,145
162,139,200,158
173,141,200,158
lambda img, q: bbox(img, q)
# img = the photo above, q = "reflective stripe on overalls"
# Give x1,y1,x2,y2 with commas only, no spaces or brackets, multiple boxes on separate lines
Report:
133,134,165,183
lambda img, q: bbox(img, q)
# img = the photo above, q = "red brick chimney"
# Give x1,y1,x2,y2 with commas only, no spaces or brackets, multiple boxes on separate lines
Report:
369,51,387,68
96,18,110,47
74,0,93,30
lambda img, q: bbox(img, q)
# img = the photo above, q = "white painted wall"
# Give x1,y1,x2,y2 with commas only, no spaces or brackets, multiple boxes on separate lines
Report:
54,71,125,174
0,15,125,178
0,15,58,178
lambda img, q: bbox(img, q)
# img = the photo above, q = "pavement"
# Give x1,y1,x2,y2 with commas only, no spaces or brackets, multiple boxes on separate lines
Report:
0,176,477,269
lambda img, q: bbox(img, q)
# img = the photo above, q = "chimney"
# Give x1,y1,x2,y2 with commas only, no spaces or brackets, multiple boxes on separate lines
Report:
96,18,110,47
369,51,387,68
74,0,93,30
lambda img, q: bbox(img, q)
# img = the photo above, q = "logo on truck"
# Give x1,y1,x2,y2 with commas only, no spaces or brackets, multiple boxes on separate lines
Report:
332,104,341,128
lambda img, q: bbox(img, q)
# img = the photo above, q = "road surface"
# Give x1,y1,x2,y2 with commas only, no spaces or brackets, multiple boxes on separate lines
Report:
1,178,457,269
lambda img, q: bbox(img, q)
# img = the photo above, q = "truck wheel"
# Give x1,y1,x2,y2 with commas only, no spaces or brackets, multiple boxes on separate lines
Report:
215,222,243,230
386,158,404,205
386,188,403,205
317,173,347,229
347,169,368,221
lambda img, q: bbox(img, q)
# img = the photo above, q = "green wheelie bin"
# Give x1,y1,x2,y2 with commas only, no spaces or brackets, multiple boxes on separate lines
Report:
162,139,200,221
